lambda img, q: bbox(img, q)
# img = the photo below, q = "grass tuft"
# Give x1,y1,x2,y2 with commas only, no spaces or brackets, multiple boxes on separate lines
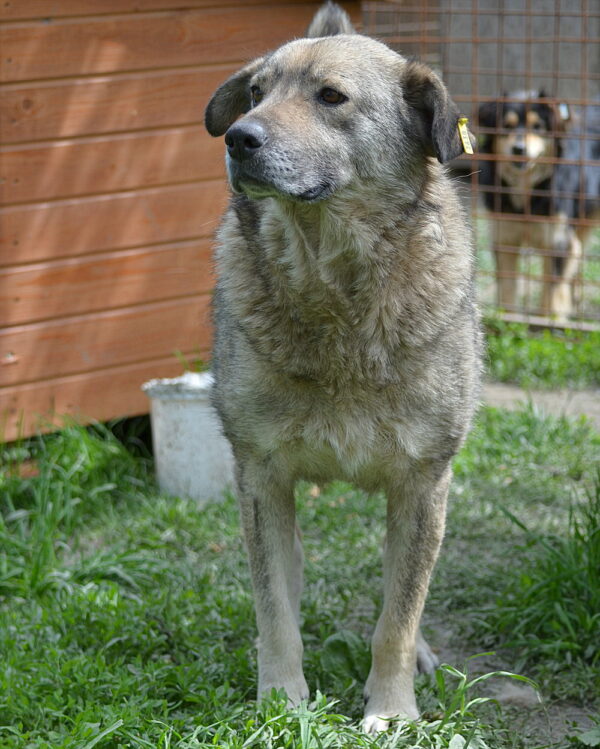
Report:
476,472,600,671
485,318,600,390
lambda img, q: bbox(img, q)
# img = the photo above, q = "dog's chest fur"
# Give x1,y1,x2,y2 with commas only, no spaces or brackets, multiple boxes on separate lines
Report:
212,171,479,476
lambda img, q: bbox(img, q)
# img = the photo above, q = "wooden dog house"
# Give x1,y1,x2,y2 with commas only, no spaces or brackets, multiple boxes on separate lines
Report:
0,1,360,441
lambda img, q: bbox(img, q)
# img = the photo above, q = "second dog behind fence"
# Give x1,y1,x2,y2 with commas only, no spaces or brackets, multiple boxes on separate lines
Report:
478,92,600,320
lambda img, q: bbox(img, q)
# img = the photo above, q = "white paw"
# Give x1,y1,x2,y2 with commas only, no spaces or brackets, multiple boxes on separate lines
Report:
362,713,391,735
363,680,419,735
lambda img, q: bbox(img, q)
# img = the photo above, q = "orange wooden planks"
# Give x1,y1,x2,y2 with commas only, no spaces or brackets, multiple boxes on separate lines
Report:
0,66,236,145
0,0,332,22
0,5,324,83
0,351,211,442
0,127,223,204
0,181,228,265
0,1,361,439
0,295,212,387
0,239,214,325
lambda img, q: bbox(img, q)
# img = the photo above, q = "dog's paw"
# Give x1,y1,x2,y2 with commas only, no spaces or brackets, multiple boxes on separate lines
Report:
258,674,309,707
362,703,419,735
415,631,439,675
362,713,392,735
362,679,419,734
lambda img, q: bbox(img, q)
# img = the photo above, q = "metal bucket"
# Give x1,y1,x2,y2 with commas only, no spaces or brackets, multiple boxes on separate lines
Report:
142,372,234,504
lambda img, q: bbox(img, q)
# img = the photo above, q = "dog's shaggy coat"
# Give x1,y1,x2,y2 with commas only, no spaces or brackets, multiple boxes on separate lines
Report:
205,1,481,733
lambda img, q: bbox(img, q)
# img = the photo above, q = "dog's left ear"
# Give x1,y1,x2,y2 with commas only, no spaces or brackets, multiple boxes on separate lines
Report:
306,1,355,37
403,62,471,163
205,57,265,137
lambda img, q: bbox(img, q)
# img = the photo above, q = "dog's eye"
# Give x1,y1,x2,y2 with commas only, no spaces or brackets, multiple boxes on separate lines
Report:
250,86,264,106
319,87,347,105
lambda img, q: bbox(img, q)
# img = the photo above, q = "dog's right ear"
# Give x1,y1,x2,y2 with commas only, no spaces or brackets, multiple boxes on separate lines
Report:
205,57,264,137
306,1,355,37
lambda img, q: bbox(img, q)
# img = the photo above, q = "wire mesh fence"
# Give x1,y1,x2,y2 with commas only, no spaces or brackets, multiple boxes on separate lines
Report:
364,0,600,329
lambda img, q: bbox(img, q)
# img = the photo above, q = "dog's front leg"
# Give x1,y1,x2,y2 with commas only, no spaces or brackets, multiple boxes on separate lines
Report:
363,462,451,734
541,217,582,320
236,457,308,706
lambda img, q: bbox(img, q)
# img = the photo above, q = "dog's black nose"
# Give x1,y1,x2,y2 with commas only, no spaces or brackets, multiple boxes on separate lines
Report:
512,144,526,156
225,121,267,162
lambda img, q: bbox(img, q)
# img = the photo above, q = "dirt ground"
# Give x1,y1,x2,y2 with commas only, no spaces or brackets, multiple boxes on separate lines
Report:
426,615,595,746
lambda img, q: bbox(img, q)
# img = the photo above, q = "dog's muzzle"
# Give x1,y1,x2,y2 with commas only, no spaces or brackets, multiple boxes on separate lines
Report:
223,119,335,203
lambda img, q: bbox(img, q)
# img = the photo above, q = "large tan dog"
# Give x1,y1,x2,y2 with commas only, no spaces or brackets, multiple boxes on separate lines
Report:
205,1,481,733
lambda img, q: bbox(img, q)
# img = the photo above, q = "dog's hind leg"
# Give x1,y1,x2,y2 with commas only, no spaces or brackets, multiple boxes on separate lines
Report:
236,456,309,706
362,462,450,734
416,628,439,675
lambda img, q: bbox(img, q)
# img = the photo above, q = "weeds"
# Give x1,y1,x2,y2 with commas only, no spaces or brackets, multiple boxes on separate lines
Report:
0,422,153,597
476,473,600,674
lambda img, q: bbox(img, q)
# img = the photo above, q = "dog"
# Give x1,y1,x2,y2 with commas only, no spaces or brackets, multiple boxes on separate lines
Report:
478,91,600,319
204,1,481,733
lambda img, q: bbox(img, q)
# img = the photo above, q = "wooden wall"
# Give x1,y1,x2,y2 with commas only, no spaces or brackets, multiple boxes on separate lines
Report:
0,0,360,441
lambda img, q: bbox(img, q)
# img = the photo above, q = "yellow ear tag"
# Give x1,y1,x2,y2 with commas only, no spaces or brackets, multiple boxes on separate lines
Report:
458,117,474,155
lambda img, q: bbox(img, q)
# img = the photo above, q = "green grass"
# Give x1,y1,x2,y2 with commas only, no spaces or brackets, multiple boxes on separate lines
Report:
1,407,599,747
472,474,600,686
484,318,600,390
439,407,600,707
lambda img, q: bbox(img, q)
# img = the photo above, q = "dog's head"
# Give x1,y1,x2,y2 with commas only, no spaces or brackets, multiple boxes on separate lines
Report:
478,91,560,187
205,2,472,203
